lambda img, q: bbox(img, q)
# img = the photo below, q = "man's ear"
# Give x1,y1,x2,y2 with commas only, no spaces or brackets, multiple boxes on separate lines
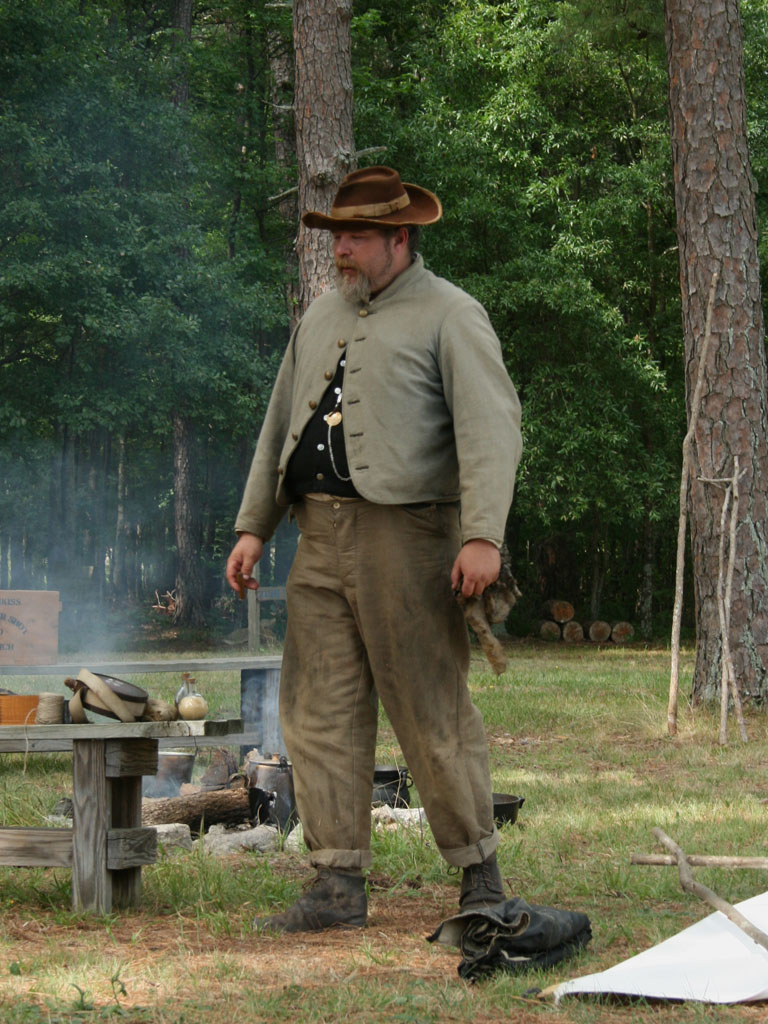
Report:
394,226,410,252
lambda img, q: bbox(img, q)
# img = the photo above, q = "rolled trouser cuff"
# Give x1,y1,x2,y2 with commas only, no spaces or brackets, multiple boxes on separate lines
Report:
309,848,373,871
438,827,499,868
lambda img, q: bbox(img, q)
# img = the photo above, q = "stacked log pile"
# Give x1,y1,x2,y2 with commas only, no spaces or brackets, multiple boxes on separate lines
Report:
538,600,634,644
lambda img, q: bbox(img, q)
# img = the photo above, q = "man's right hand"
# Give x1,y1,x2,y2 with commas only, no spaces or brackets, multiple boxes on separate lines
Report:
226,533,264,594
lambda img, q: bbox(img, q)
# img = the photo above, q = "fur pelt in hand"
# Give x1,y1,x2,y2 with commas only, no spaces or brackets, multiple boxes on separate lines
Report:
456,548,521,675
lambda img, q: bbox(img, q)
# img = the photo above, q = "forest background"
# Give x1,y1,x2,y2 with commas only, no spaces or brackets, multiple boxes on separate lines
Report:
2,0,768,653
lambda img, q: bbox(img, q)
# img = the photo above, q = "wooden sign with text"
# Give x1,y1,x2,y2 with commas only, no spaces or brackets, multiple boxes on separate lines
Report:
0,591,62,665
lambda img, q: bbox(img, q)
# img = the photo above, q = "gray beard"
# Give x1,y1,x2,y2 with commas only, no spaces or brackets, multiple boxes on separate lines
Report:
335,267,372,304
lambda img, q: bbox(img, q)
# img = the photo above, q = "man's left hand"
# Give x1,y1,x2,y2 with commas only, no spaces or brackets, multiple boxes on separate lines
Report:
451,539,501,598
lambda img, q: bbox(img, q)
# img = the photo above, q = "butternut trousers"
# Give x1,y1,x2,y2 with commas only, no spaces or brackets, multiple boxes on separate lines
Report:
280,495,498,871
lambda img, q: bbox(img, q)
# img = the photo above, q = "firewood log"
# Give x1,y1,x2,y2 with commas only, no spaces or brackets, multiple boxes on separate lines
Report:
583,620,612,643
538,620,561,642
541,599,575,623
611,621,635,643
561,620,584,643
142,789,250,833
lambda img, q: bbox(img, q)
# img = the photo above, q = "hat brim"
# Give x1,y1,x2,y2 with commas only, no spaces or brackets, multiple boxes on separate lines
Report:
302,182,442,230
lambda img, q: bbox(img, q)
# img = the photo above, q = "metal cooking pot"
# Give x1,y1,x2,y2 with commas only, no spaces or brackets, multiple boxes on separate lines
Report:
372,765,412,808
246,756,298,833
492,792,524,826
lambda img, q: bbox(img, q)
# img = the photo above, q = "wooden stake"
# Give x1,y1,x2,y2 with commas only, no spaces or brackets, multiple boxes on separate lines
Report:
703,458,749,744
668,270,719,736
717,476,734,744
725,458,748,742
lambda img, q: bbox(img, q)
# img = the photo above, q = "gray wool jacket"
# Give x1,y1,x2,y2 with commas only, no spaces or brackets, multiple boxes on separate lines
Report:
234,255,522,548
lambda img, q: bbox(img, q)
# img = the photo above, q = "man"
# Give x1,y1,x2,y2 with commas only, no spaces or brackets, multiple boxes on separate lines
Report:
226,166,522,933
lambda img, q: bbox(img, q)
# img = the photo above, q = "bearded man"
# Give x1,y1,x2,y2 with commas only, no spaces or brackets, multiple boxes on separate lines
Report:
226,166,522,933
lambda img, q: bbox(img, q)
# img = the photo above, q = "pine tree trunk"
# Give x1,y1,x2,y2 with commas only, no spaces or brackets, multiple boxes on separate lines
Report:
172,413,207,628
293,0,355,313
113,435,128,596
664,0,768,702
270,17,301,327
638,508,655,640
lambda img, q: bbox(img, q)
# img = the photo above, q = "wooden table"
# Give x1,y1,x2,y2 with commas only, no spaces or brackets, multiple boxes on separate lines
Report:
0,718,242,913
0,657,285,753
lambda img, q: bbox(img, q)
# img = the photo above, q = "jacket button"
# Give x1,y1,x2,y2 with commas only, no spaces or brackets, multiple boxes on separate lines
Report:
309,400,317,410
324,370,333,380
291,432,299,441
315,472,324,481
337,338,347,348
358,309,369,318
277,467,284,476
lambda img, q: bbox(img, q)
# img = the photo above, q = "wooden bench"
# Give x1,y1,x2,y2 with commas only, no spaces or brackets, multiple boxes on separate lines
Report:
0,718,242,913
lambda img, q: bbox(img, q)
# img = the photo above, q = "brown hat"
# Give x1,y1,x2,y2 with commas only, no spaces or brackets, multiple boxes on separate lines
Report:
302,165,442,230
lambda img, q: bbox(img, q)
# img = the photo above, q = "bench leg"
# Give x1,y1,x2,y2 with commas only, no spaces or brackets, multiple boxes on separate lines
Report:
72,739,111,913
71,740,153,913
109,775,143,909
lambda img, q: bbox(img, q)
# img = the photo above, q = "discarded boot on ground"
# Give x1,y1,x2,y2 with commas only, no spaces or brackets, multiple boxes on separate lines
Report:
253,867,367,934
459,853,505,909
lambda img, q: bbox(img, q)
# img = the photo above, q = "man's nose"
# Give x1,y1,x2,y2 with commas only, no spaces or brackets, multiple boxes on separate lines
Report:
334,234,351,257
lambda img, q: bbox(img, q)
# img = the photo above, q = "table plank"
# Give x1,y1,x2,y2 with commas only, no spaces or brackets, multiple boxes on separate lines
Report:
0,719,243,752
0,657,282,677
0,827,73,867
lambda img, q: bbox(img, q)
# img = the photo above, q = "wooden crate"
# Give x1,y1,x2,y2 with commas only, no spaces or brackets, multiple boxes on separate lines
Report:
0,591,61,665
0,695,39,724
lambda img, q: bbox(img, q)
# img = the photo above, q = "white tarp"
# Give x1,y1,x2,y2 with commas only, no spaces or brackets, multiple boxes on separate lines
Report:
553,890,768,1004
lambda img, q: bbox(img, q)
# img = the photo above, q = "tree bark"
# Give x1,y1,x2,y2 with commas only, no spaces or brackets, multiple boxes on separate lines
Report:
172,0,193,106
293,0,355,314
167,0,205,628
269,18,301,326
664,0,768,702
637,508,655,640
113,435,128,596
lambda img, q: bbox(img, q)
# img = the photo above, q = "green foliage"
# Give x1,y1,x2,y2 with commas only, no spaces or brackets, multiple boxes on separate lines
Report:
3,0,768,636
0,0,287,625
352,0,697,623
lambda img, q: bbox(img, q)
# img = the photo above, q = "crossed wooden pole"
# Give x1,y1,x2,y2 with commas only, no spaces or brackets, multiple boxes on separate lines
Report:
632,828,768,953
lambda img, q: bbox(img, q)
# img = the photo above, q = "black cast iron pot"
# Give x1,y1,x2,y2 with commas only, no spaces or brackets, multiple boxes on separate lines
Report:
372,766,412,808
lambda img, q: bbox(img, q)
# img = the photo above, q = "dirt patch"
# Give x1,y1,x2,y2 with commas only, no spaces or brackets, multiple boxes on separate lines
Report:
1,876,464,1009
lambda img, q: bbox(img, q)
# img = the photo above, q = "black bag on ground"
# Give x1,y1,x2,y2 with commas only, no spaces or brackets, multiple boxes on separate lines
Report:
427,896,592,982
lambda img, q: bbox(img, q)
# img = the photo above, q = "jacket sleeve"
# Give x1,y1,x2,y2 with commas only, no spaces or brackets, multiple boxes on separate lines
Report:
437,297,522,547
234,328,298,541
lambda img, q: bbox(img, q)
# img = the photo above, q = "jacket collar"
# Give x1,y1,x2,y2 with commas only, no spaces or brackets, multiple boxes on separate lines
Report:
365,254,426,307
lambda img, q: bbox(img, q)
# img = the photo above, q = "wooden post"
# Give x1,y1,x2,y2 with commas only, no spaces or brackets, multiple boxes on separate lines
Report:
668,270,719,735
71,737,159,912
107,738,157,908
71,739,111,913
247,563,260,652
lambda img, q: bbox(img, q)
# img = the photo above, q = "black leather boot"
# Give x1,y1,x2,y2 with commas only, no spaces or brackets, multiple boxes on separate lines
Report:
459,853,505,909
253,867,367,934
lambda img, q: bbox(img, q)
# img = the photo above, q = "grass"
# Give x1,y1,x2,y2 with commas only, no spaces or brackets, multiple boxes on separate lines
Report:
1,641,768,1022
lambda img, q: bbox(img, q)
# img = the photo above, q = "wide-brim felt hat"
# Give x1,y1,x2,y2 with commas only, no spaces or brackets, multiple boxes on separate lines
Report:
302,165,442,230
